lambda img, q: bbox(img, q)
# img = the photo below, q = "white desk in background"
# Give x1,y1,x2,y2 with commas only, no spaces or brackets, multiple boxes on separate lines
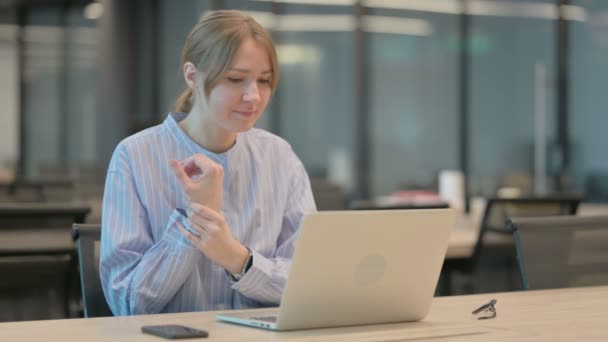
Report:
0,286,606,341
445,202,608,260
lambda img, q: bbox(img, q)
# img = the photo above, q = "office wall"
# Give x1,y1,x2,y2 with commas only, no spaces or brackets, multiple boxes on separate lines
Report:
0,22,19,180
469,10,556,195
159,0,211,117
21,7,99,178
571,0,608,194
8,0,608,201
368,8,459,196
64,10,98,166
277,30,356,189
22,9,62,177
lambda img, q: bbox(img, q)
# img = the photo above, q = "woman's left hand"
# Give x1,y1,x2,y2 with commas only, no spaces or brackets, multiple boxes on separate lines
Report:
179,202,250,274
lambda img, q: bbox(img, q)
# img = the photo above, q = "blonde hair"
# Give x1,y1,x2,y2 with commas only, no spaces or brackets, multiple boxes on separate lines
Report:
174,10,279,113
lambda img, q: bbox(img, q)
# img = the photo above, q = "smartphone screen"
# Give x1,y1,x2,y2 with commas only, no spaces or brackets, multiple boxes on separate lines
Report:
141,324,209,339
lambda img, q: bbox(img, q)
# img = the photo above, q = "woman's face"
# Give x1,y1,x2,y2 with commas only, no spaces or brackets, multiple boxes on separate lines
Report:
201,38,273,133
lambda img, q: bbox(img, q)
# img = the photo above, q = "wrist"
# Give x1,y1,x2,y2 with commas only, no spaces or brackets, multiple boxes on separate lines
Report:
227,244,250,274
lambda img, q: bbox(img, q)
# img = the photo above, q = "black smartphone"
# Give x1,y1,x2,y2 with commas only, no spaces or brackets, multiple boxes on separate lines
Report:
141,324,209,339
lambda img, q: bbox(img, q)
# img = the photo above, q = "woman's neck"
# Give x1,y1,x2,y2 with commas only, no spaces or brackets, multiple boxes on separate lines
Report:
179,111,236,154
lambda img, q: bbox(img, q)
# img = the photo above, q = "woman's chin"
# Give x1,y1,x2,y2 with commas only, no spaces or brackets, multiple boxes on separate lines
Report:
230,116,259,131
229,121,256,133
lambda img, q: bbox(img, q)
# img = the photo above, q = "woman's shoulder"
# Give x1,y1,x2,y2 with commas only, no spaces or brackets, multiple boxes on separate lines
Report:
240,128,305,172
118,122,169,152
244,128,293,152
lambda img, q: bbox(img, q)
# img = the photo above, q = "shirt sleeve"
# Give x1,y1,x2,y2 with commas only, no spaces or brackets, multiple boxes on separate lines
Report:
230,150,317,304
100,144,202,315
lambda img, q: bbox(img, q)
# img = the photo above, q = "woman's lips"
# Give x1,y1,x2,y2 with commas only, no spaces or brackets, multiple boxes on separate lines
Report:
235,110,255,117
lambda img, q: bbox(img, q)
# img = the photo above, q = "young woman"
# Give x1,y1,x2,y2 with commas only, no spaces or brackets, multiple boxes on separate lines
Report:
100,10,316,315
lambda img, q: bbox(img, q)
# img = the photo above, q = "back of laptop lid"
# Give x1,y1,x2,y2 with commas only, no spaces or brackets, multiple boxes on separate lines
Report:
276,209,456,330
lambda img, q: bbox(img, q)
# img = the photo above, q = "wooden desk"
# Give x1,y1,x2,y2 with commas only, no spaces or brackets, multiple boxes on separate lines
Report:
446,228,476,259
578,203,608,216
1,286,606,341
446,214,485,259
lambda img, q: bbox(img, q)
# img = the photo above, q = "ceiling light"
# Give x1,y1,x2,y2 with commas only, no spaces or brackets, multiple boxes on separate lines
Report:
84,2,104,20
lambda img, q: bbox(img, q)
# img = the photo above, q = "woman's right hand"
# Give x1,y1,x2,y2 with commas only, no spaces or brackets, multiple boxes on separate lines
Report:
169,154,224,212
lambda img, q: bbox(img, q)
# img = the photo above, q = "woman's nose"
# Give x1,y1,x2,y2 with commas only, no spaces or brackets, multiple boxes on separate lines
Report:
243,82,261,103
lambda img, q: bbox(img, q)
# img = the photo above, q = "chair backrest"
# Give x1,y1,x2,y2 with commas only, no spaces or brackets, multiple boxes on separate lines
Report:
510,215,608,290
585,172,608,202
469,196,581,269
310,178,347,211
0,179,74,202
72,224,113,317
0,203,90,320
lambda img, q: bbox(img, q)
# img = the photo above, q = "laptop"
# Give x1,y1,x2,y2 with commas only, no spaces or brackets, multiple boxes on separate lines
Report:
216,208,456,331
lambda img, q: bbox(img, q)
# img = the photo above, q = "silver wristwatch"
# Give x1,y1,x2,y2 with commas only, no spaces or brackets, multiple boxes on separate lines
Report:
228,249,253,282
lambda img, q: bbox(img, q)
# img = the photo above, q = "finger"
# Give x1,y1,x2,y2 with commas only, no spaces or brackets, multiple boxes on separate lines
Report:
190,154,223,177
186,218,208,236
189,202,223,222
186,207,215,232
169,160,191,187
179,221,212,245
177,221,201,243
181,157,203,177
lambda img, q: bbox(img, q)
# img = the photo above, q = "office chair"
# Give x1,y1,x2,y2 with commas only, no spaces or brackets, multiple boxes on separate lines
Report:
585,172,608,202
509,215,608,290
0,203,90,320
310,178,347,211
0,178,74,202
440,196,581,295
72,224,113,318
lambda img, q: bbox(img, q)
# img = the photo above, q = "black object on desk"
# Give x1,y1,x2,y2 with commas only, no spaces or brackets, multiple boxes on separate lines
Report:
142,325,209,339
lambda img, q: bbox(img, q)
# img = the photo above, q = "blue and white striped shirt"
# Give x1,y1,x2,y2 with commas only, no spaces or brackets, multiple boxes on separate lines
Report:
100,112,316,315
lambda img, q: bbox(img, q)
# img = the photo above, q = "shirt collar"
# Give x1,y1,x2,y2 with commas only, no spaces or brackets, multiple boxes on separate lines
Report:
164,112,244,165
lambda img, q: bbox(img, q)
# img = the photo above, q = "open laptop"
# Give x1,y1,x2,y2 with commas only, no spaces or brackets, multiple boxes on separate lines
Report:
216,208,456,331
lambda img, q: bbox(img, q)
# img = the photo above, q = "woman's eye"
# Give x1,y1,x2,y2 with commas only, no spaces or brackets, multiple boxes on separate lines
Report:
258,79,271,85
228,77,243,83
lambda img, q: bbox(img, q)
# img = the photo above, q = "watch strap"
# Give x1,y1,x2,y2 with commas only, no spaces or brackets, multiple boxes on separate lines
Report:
228,248,253,282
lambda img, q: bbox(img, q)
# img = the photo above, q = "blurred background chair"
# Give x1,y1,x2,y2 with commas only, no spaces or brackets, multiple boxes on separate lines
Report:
510,215,608,290
440,196,581,295
72,224,113,318
0,178,74,203
585,172,608,203
0,203,90,321
310,178,347,211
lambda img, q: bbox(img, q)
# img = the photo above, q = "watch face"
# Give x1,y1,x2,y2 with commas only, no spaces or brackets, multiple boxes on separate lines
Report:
229,252,253,282
245,253,253,271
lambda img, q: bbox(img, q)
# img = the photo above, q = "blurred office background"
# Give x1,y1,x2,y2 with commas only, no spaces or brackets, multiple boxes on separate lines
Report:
2,0,608,203
1,0,608,202
1,0,608,321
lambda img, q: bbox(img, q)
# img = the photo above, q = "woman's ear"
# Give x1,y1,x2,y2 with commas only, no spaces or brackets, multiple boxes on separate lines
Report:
183,62,199,89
